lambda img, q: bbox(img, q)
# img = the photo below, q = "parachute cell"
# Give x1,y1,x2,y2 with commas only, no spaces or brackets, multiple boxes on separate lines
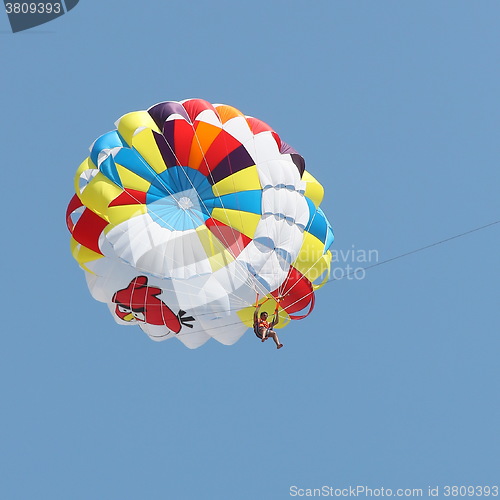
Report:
66,99,334,348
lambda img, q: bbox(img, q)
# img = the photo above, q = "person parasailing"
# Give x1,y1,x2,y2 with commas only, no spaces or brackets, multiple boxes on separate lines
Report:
253,296,283,349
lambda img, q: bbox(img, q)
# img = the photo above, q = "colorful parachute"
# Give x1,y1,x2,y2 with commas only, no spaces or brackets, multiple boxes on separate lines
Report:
66,99,334,348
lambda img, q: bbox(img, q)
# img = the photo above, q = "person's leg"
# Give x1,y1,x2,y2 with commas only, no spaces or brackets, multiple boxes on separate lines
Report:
259,326,268,341
269,330,283,349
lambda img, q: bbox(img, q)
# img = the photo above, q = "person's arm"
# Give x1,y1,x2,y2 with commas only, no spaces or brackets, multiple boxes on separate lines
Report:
253,304,261,325
271,310,279,328
270,298,282,328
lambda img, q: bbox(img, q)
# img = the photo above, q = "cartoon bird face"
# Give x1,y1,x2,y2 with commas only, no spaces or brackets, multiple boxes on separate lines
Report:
115,304,145,323
112,276,182,332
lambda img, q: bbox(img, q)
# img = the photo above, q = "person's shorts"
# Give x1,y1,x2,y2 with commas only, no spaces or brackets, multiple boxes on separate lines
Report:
255,326,273,338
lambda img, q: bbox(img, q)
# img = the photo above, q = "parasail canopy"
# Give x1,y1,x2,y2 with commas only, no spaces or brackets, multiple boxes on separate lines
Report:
66,98,334,348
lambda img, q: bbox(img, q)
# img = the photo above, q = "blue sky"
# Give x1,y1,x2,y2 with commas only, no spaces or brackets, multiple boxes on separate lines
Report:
1,1,499,499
